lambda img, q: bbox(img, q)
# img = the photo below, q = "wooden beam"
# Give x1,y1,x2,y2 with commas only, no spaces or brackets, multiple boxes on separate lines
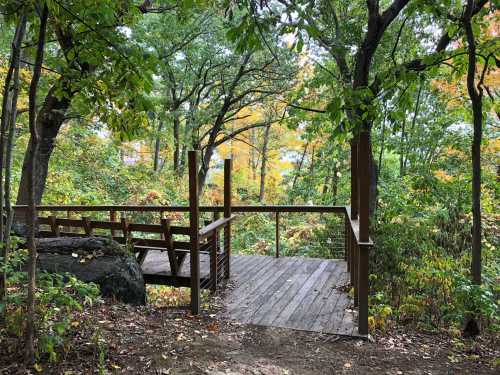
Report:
358,244,369,335
188,150,200,314
350,138,359,219
275,212,280,258
223,158,232,279
358,130,370,242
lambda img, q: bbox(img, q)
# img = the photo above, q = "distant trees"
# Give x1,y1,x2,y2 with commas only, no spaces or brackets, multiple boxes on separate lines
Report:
136,10,296,192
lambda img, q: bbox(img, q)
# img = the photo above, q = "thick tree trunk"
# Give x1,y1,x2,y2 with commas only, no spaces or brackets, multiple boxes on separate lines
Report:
259,124,271,202
16,82,72,207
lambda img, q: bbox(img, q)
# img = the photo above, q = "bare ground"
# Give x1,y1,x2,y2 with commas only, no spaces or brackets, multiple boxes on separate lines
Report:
2,296,498,375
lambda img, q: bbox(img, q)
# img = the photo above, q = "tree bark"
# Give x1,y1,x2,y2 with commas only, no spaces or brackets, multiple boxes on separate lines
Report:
153,120,164,172
291,141,308,191
403,81,423,172
464,0,483,287
399,117,407,177
173,115,180,173
259,124,271,202
0,14,26,303
25,4,48,365
16,81,72,207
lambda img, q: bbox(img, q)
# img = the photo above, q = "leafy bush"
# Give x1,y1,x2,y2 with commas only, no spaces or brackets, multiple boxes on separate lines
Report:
0,248,100,362
370,172,500,333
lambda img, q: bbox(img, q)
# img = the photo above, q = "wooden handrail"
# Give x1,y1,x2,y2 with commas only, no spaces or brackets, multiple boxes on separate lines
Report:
199,215,236,239
14,204,347,213
345,205,374,246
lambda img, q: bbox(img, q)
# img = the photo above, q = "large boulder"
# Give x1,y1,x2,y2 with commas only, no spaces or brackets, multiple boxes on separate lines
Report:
36,237,145,305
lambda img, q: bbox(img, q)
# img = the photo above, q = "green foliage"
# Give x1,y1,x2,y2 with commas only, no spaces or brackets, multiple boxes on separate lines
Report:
0,248,100,362
370,166,500,333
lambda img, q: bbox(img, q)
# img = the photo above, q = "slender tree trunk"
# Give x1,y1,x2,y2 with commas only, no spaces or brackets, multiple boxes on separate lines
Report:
173,115,180,173
399,117,407,177
0,14,26,314
377,106,387,179
460,0,485,338
25,4,49,365
291,142,308,191
403,81,423,172
259,124,271,202
308,144,316,174
464,0,483,287
153,120,164,172
331,163,339,205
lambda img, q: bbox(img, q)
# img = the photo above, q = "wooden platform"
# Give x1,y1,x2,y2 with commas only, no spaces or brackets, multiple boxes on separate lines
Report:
141,251,212,287
142,253,357,336
223,255,357,336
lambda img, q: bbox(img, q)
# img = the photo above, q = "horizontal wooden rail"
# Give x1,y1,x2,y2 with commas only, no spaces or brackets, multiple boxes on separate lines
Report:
345,206,374,246
199,215,235,240
14,204,346,214
20,202,372,334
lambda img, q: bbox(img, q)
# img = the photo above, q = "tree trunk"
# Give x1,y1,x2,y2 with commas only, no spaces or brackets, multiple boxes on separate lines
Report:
153,120,164,172
259,124,271,202
377,106,387,179
173,115,180,173
399,117,407,177
0,14,26,315
291,142,308,191
464,0,483,287
403,81,423,172
16,81,72,207
25,4,48,365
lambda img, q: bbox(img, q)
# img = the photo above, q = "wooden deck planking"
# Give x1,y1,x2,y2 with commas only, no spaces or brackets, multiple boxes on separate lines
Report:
226,257,302,320
223,255,358,336
142,252,358,336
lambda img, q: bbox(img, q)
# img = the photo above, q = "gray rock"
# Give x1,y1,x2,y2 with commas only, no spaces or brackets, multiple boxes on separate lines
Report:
36,237,145,305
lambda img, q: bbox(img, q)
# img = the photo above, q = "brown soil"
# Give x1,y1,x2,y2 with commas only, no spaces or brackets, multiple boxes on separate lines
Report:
2,297,498,375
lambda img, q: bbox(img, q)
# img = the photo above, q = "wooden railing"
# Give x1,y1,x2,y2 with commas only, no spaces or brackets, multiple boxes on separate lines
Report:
14,202,372,334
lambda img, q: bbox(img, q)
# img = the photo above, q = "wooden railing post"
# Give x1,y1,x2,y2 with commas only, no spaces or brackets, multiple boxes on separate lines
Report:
210,230,218,292
275,212,280,258
358,244,369,335
213,211,220,253
110,210,117,237
345,214,350,271
223,158,232,279
353,242,358,307
344,213,348,263
188,150,200,314
357,130,370,334
350,138,359,219
65,210,72,233
358,130,370,242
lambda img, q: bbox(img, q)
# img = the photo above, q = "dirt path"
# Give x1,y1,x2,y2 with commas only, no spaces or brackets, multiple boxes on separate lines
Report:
3,301,498,374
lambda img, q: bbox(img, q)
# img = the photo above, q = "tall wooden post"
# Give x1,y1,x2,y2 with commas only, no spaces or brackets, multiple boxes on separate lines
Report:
350,138,359,219
188,151,200,314
110,210,116,237
223,158,232,279
357,129,371,335
358,130,370,242
275,212,280,258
